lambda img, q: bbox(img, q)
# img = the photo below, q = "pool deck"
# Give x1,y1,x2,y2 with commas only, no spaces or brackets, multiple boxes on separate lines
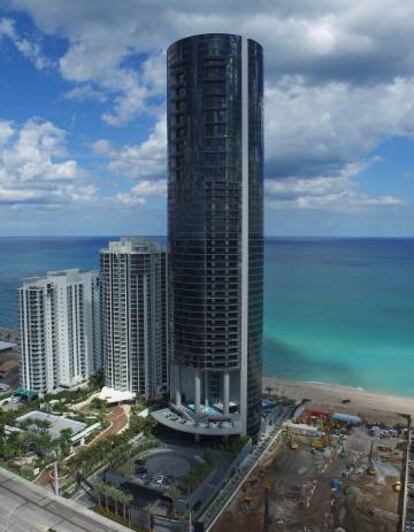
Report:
152,407,243,436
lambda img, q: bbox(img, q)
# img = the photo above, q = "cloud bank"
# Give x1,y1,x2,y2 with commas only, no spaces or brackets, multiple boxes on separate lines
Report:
2,0,414,228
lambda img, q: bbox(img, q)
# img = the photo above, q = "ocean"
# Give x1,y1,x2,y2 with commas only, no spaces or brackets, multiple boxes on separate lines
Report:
1,237,413,397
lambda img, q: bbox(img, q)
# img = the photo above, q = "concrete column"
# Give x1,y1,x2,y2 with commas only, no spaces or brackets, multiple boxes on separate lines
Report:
175,365,181,407
194,371,201,412
223,370,230,415
204,371,209,406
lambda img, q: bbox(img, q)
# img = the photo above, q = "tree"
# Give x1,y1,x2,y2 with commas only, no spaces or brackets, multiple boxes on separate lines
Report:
35,432,54,457
143,417,156,435
40,419,52,432
95,482,111,512
89,370,104,390
168,485,181,518
265,386,273,398
94,481,104,509
143,501,156,531
128,414,145,434
1,431,20,459
109,485,120,516
118,491,133,525
58,428,73,457
91,398,107,410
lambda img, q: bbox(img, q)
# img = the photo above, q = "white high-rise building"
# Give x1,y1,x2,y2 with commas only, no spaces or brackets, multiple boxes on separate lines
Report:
100,238,168,401
19,269,101,394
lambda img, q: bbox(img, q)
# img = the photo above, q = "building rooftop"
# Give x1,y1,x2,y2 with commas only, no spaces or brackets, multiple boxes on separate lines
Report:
99,386,136,404
22,268,97,286
16,411,87,440
0,340,16,351
100,237,163,255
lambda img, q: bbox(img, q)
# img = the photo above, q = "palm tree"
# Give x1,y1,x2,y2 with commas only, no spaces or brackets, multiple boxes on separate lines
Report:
168,485,181,518
94,481,105,509
143,501,156,531
58,428,73,457
95,482,110,512
122,492,133,526
35,432,54,457
109,485,121,516
33,419,52,433
265,386,273,398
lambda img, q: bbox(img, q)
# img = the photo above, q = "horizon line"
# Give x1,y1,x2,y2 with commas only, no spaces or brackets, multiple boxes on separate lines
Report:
1,234,414,239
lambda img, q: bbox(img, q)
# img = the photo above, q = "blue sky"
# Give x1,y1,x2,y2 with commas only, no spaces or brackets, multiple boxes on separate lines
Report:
1,0,414,236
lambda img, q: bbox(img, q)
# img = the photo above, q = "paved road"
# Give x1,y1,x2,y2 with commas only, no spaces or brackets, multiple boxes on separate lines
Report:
0,468,130,532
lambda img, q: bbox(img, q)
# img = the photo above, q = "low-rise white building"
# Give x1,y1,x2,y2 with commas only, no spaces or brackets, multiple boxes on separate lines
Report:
19,269,101,394
7,410,100,447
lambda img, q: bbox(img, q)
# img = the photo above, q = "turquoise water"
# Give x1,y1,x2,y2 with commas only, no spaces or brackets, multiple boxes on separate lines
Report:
1,237,413,396
263,238,414,396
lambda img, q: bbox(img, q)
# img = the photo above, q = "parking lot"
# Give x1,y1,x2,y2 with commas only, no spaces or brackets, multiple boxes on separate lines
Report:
116,447,197,492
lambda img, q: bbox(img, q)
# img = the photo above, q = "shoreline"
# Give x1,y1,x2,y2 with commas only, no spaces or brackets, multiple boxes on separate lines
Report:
263,376,414,423
0,327,17,344
2,325,413,421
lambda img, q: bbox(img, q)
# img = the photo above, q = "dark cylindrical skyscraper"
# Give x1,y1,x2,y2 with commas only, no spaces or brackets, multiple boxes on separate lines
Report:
167,33,263,438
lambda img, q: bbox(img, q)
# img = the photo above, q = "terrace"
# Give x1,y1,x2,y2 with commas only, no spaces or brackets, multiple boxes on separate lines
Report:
151,403,243,436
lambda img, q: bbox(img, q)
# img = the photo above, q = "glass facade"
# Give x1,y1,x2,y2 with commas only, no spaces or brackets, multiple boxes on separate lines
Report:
168,34,263,437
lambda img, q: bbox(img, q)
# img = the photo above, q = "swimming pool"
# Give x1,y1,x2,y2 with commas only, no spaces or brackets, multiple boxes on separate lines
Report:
187,403,221,416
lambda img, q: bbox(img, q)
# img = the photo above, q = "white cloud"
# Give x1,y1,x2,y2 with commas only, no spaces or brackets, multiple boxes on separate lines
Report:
115,178,167,206
265,160,405,212
265,76,414,177
0,118,95,205
7,0,414,130
101,72,149,126
92,139,112,155
0,17,51,70
4,0,414,217
0,121,14,147
64,83,107,103
100,115,166,178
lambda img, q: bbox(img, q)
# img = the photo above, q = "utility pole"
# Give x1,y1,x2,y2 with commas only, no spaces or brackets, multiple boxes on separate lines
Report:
54,461,59,496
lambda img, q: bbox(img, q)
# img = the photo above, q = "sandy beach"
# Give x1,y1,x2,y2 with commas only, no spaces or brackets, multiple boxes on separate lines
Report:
0,328,17,344
263,377,414,425
2,324,412,423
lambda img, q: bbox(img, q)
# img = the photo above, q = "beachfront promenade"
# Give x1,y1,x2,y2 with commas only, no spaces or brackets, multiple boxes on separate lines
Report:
0,468,130,532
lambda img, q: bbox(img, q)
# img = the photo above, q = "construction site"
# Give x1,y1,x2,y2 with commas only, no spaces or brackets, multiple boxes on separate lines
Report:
214,407,408,532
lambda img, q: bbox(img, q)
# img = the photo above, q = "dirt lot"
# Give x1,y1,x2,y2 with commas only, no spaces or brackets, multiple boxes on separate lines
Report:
0,350,19,389
0,328,19,390
215,422,406,532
